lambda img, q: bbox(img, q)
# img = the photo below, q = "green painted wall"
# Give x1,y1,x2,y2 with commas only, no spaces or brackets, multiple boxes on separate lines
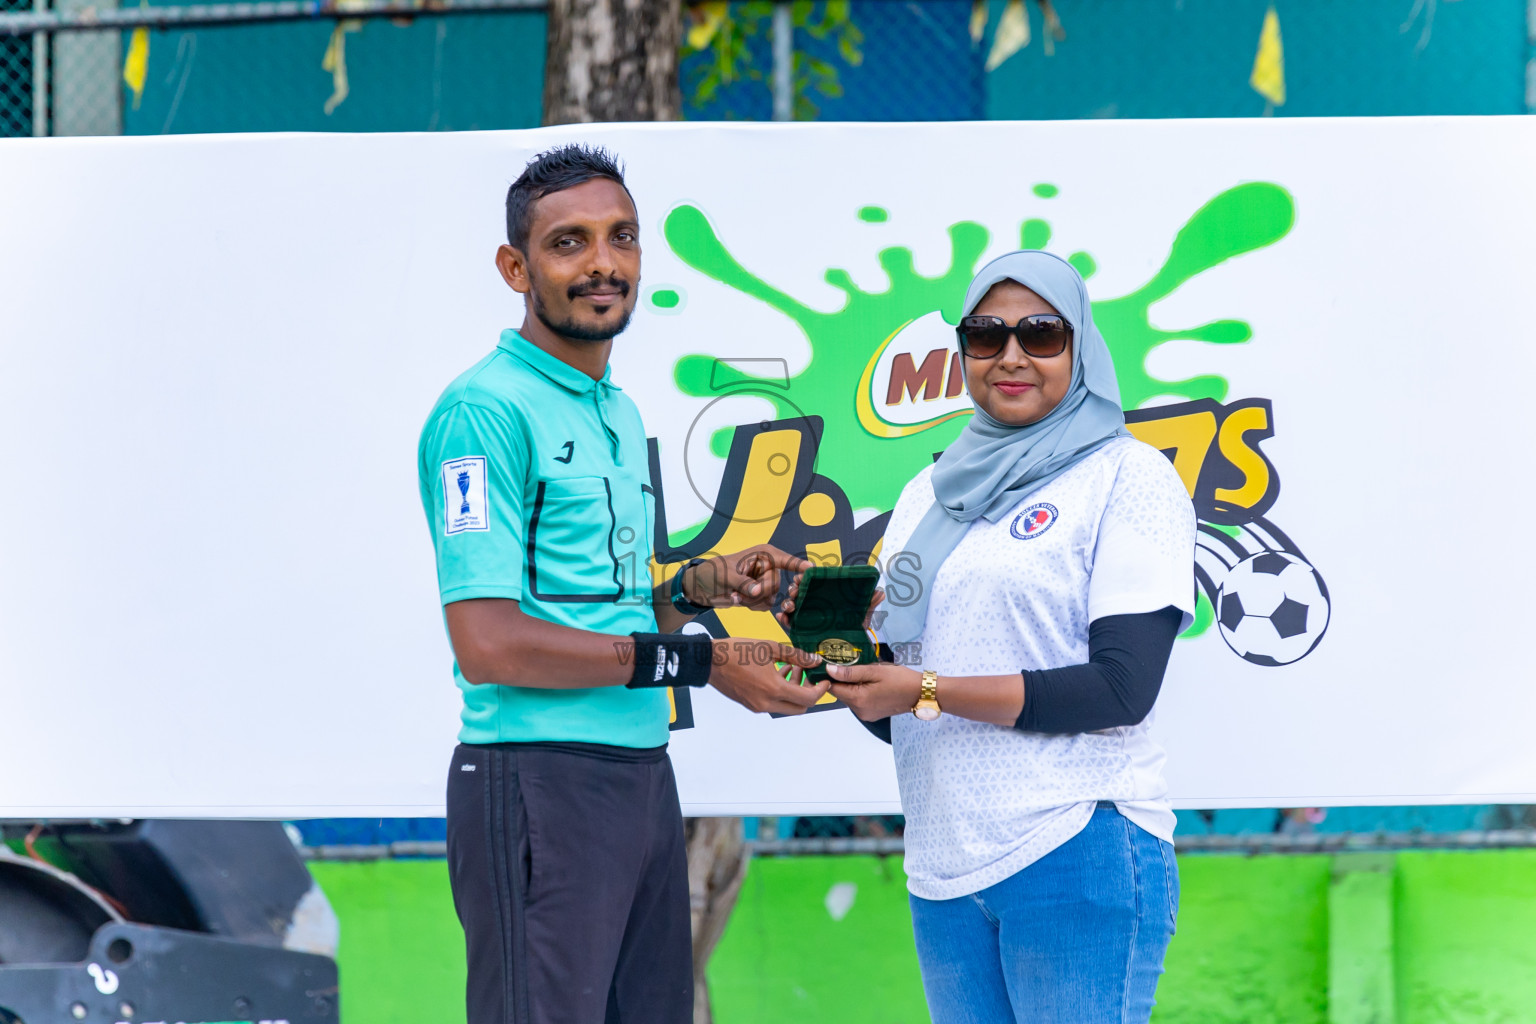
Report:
1155,856,1331,1023
709,855,927,1023
313,849,1536,1023
1395,851,1536,1023
307,860,467,1024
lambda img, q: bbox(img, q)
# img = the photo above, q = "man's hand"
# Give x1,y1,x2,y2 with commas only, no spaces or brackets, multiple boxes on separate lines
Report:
710,640,829,715
826,663,923,721
686,545,812,612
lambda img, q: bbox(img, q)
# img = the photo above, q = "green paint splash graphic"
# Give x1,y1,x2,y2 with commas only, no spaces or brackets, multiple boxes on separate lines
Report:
1095,184,1295,408
660,182,1295,513
664,206,985,511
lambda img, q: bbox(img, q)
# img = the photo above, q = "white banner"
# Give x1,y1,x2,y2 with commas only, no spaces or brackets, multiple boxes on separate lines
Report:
2,118,1535,818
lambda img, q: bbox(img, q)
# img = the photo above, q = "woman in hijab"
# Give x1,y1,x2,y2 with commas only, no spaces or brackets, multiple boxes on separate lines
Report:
818,250,1196,1023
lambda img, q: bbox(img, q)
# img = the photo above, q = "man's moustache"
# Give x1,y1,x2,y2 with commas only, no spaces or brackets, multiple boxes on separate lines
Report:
569,279,631,300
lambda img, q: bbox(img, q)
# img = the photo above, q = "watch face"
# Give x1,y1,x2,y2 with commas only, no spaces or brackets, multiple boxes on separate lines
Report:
913,704,940,721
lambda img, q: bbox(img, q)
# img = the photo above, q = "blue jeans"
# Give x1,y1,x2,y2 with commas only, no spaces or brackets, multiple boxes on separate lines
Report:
909,803,1179,1024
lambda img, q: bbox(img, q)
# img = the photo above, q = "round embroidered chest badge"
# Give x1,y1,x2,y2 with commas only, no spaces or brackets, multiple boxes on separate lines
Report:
1009,503,1058,540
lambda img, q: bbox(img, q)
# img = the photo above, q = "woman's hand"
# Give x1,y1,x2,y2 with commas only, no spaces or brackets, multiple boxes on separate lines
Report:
825,662,923,721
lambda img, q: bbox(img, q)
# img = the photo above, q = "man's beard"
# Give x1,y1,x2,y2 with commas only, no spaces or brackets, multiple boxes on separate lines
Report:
530,275,634,343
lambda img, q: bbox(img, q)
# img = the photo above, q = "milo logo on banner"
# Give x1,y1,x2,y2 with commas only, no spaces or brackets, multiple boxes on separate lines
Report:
647,182,1329,718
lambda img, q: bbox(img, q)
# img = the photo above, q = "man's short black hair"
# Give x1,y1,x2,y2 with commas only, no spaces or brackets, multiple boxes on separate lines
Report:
505,144,633,252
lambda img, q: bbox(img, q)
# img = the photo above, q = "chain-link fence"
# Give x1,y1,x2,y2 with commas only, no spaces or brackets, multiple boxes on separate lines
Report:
0,0,549,137
4,0,1530,137
678,0,984,121
0,0,33,135
289,805,1536,861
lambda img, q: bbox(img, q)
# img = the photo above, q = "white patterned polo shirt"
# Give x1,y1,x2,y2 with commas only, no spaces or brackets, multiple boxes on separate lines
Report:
875,437,1196,901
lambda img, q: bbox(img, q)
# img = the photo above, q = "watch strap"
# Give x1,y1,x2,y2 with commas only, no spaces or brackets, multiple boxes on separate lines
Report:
918,669,939,704
669,557,713,616
912,669,941,719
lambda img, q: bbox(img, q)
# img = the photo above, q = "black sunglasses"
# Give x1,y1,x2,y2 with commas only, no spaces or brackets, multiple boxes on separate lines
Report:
956,314,1073,360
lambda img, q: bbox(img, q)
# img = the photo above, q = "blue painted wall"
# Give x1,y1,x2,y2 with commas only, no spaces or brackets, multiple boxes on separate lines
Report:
4,0,1530,136
982,0,1529,120
122,6,544,134
690,0,1530,121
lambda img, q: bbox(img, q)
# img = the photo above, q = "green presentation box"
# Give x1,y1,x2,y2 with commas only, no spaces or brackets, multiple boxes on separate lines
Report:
787,565,879,683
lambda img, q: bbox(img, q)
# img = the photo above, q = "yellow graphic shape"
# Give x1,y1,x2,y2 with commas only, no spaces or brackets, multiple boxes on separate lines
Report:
1126,410,1217,499
655,428,800,583
1215,405,1271,507
668,687,677,724
867,536,884,567
799,492,836,528
1250,5,1285,107
806,540,842,567
857,321,973,439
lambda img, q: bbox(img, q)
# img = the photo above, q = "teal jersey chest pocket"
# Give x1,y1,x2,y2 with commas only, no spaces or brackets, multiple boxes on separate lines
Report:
527,476,624,602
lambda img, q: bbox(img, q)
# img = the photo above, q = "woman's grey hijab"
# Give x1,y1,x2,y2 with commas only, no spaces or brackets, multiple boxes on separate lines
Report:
879,250,1129,646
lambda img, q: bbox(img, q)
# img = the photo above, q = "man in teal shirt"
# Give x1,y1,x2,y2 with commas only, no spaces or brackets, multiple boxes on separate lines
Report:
419,145,826,1024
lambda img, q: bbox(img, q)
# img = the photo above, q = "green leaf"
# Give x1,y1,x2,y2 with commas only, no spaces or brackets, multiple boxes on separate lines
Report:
837,34,861,65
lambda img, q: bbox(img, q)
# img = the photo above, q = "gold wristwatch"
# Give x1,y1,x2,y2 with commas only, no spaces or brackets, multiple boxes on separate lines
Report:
912,669,941,721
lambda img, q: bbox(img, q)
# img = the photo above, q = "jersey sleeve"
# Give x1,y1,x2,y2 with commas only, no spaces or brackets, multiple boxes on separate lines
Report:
1087,445,1198,631
420,401,530,605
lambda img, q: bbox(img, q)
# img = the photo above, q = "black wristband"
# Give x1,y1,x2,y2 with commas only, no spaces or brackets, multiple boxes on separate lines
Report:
627,632,714,689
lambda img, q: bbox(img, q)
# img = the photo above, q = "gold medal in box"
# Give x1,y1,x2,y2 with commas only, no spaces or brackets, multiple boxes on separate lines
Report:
787,565,880,683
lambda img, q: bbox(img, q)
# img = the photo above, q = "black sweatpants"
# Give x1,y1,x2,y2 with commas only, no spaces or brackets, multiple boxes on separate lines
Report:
445,741,693,1024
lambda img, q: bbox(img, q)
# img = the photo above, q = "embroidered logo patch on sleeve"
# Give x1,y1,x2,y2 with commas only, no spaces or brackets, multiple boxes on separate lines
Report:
442,456,489,534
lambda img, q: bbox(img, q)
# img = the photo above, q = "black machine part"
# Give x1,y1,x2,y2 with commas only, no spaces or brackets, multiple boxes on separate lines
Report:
0,821,340,1022
10,820,319,948
0,849,123,966
0,921,338,1024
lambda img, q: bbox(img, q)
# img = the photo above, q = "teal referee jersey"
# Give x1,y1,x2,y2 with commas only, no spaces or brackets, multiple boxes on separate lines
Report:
418,329,669,748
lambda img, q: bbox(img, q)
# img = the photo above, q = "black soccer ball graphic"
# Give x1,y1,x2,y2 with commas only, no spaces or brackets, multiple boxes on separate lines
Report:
1215,551,1330,667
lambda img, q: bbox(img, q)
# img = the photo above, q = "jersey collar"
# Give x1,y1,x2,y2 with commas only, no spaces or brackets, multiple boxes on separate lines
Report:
499,329,620,395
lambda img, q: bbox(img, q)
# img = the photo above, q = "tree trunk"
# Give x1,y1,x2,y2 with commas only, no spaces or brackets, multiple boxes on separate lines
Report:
684,816,751,1024
542,0,682,124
